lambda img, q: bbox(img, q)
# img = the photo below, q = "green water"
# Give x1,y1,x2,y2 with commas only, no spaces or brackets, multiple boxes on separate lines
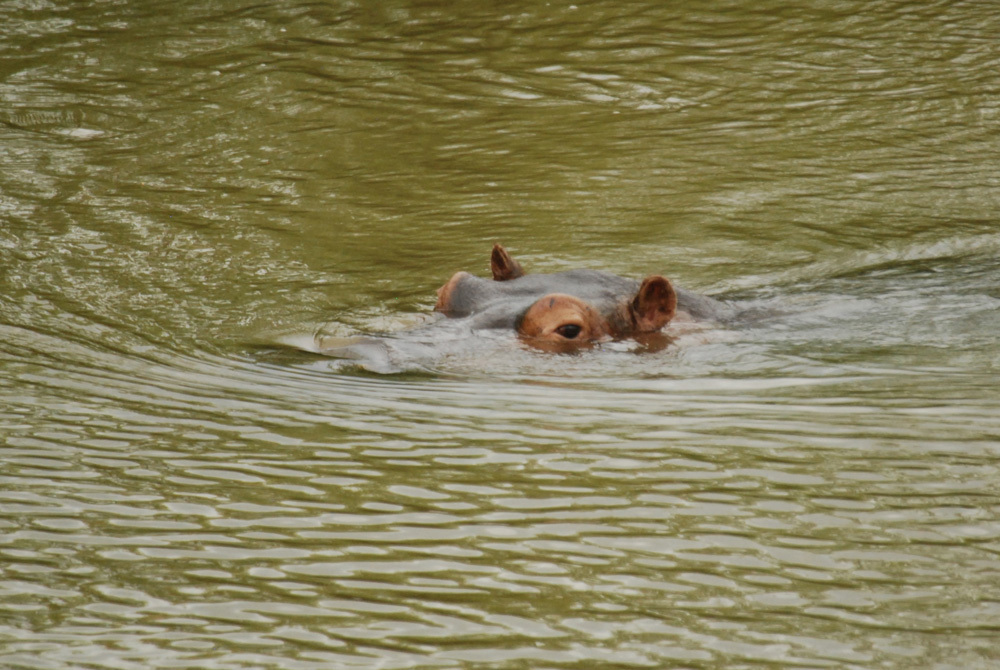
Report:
2,1,1000,668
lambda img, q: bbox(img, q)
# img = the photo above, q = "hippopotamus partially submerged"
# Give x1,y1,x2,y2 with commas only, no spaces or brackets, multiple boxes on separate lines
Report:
284,244,733,371
434,244,730,350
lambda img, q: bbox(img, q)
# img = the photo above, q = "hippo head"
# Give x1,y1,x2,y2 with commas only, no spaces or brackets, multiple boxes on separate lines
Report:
435,244,677,350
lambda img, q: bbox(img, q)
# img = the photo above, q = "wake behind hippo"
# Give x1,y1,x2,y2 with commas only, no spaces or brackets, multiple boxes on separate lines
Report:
434,244,731,350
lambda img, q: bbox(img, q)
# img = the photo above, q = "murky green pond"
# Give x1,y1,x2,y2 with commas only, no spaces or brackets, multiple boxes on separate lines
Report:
3,1,1000,668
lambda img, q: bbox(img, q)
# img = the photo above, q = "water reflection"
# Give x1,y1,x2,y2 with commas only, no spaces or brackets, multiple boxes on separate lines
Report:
3,0,1000,667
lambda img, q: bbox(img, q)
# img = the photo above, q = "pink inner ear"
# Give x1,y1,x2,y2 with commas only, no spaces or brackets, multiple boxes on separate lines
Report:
632,275,677,331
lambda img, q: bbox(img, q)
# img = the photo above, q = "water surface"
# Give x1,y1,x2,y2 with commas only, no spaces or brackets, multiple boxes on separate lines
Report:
2,0,1000,668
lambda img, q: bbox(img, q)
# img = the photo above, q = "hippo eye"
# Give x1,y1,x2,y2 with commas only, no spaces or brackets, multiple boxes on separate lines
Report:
555,324,582,339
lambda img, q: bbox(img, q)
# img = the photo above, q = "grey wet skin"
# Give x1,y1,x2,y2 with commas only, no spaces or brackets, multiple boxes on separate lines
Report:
438,269,730,331
313,246,731,365
439,270,637,325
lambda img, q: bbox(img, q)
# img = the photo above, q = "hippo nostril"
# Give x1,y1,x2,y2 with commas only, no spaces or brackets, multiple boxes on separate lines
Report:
555,324,582,339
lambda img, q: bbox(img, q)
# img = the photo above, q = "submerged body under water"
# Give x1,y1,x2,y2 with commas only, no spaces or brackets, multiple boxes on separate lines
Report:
273,246,737,373
273,241,999,377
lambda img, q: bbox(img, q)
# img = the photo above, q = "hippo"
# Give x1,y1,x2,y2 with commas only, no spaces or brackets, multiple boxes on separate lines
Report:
282,244,732,371
434,244,730,350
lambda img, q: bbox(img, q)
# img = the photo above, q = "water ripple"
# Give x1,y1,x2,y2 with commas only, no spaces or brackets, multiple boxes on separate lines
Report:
4,0,1000,667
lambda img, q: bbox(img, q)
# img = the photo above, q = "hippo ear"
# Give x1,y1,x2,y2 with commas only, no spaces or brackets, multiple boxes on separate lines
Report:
630,275,677,332
491,243,525,281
